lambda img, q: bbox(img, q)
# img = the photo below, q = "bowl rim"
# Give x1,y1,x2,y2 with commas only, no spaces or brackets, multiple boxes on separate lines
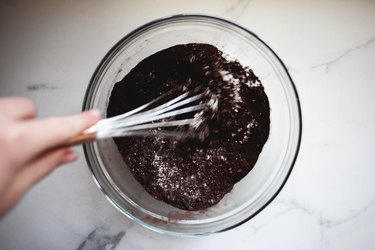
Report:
82,14,302,236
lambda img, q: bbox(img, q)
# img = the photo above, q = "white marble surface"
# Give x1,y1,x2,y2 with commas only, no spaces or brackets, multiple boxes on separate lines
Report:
1,0,375,249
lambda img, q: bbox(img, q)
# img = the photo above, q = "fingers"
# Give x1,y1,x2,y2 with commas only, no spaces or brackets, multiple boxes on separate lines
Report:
0,97,36,121
0,147,76,216
0,99,100,216
18,148,77,188
2,109,100,167
31,109,100,149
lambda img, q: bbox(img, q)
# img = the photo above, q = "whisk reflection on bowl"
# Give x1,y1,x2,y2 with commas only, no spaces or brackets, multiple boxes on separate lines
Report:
68,89,217,145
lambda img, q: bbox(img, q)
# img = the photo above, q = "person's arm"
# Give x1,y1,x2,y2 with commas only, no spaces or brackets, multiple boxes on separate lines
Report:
0,97,100,216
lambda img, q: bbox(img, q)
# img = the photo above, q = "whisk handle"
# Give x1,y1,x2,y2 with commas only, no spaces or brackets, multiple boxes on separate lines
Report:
65,130,97,146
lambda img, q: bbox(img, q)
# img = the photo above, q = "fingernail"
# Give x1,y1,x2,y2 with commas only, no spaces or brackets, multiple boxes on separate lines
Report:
61,150,77,164
82,109,101,120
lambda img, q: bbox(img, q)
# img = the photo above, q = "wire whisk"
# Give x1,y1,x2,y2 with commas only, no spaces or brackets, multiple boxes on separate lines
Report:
67,88,217,145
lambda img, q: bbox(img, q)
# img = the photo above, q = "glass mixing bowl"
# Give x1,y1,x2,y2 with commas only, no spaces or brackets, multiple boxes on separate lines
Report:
83,15,302,236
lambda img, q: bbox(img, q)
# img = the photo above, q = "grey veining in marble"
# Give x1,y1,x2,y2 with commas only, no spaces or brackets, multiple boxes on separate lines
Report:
312,36,375,72
77,226,125,250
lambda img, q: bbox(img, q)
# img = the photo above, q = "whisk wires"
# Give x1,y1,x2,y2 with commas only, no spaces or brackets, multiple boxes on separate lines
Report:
96,90,210,139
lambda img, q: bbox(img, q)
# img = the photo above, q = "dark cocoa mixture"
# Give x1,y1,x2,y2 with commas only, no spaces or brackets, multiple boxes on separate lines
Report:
107,43,270,211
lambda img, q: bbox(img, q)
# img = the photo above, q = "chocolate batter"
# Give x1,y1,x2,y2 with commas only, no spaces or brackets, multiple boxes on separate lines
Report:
107,43,270,211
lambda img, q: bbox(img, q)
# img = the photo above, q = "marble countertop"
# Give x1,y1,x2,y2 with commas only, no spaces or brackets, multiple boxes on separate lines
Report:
1,0,375,249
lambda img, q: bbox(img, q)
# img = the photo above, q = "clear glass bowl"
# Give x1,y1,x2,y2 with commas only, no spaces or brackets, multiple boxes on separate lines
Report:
83,15,302,236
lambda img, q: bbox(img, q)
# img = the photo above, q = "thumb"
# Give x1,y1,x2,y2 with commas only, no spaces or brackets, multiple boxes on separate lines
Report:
4,109,100,168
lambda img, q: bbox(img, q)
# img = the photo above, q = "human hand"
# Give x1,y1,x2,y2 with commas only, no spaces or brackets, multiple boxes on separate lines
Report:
0,97,100,216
